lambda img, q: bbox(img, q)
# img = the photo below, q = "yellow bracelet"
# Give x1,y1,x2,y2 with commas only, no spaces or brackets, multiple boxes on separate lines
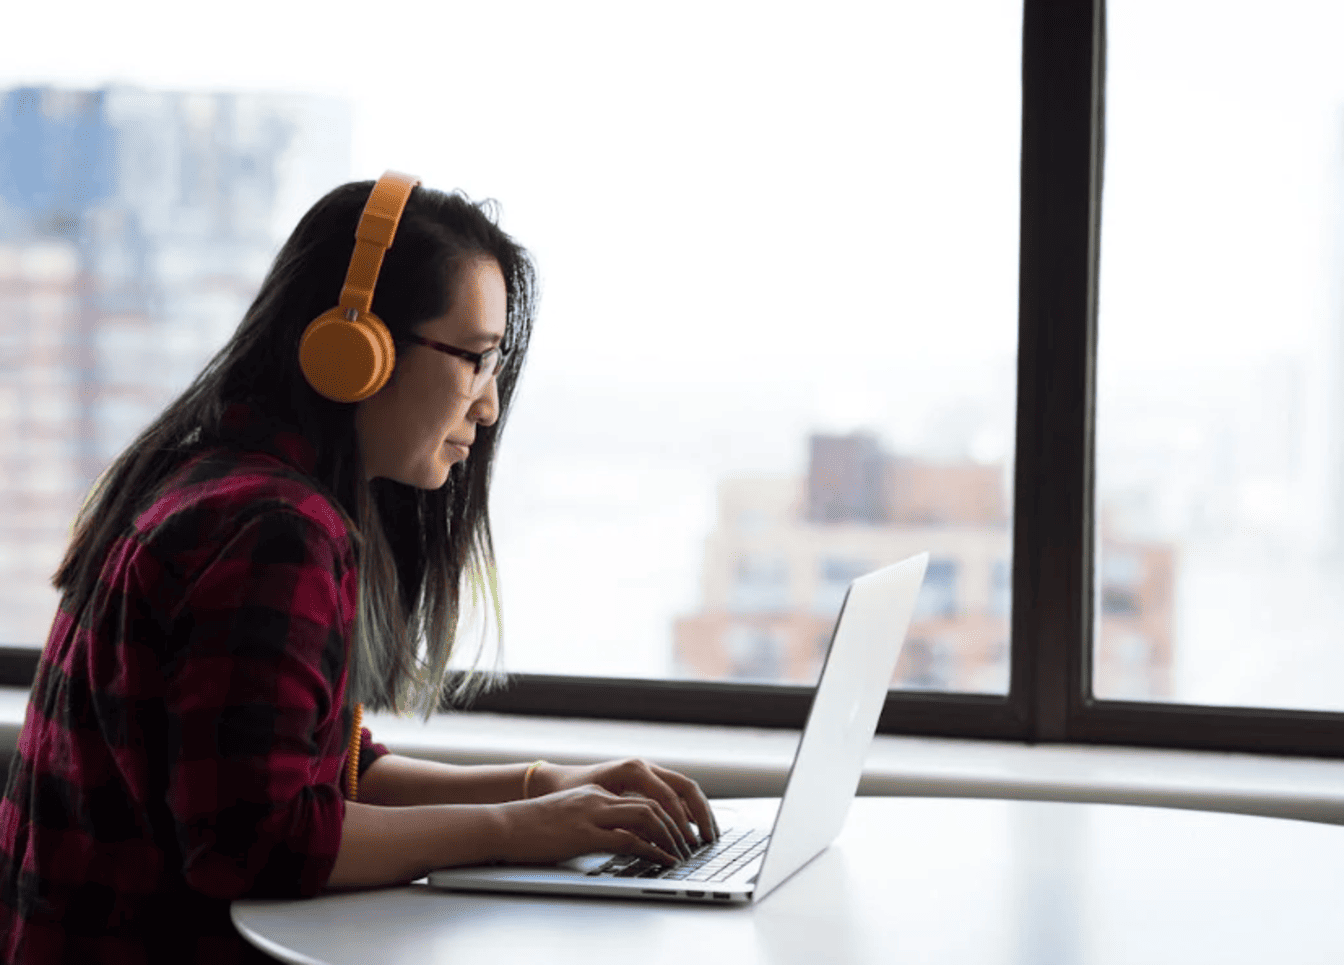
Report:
522,759,547,799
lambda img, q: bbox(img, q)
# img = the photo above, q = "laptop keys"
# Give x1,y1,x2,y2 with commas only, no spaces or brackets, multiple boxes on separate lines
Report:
586,828,768,883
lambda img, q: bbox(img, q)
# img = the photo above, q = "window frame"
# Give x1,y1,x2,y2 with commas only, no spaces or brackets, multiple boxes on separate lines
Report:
3,0,1342,759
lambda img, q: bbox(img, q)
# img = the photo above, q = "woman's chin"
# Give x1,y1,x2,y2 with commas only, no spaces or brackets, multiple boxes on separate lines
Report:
421,463,454,490
381,460,453,491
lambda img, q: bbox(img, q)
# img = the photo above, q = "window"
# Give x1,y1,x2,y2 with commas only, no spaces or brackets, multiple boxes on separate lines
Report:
723,624,786,683
895,637,956,691
729,556,791,616
1098,552,1142,617
990,559,1012,618
913,560,959,621
1097,0,1344,715
2,0,1341,758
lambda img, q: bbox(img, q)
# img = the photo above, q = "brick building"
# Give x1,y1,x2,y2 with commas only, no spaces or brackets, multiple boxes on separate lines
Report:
674,432,1174,698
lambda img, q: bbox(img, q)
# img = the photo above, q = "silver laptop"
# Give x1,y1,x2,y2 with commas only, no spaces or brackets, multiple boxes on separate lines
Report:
428,552,929,904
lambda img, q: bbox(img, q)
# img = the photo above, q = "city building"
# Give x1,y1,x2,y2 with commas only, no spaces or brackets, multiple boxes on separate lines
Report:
0,85,350,645
674,432,1174,698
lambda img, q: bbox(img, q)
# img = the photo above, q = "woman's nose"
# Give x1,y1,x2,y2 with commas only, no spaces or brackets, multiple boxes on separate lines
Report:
471,376,500,426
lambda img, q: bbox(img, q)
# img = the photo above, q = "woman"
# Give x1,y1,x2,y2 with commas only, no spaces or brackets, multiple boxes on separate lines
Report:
0,174,717,963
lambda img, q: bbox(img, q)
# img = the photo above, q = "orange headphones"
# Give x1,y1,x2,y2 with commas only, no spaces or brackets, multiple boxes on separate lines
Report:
299,170,423,403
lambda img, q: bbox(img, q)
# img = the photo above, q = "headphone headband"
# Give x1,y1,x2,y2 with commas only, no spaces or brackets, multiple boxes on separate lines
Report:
338,170,422,317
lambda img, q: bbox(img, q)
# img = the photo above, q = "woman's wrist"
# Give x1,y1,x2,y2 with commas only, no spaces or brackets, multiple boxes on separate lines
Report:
521,759,550,799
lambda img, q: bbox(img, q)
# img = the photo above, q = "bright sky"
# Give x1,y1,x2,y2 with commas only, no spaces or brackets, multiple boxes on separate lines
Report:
4,0,1023,391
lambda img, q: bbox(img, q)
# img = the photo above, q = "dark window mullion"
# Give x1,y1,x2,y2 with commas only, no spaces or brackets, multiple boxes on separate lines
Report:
1012,0,1104,742
467,674,1032,739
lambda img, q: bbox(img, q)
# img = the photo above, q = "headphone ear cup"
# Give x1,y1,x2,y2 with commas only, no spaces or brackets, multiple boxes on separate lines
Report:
299,309,397,403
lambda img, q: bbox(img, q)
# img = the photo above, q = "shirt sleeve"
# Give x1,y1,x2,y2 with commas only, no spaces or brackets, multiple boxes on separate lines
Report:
358,727,390,780
157,505,357,901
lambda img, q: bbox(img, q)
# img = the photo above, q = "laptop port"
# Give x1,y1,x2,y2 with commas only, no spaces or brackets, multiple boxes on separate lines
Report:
713,893,731,900
685,890,705,898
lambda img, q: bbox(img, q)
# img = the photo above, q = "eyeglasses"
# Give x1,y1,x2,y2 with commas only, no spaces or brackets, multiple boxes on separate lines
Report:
406,334,509,397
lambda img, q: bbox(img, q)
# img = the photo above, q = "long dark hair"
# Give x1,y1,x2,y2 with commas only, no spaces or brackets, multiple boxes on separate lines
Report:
54,180,537,716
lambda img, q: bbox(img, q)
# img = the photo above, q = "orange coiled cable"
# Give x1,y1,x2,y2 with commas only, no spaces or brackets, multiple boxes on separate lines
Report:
346,703,363,801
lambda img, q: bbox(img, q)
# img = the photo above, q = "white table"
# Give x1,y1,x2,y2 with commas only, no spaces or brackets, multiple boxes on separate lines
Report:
234,796,1344,964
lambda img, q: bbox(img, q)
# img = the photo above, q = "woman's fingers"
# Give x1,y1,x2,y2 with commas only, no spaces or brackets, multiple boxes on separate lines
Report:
615,761,710,850
608,827,679,867
502,785,693,866
649,766,719,844
561,758,721,855
627,786,695,856
609,797,690,861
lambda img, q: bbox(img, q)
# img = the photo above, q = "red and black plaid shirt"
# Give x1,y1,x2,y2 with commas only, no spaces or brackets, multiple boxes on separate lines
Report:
0,404,388,964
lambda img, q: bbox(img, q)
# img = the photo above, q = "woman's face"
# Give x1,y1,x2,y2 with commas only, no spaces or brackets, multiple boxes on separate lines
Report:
355,257,508,489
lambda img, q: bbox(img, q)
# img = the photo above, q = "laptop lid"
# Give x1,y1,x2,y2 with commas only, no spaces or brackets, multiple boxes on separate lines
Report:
751,552,928,901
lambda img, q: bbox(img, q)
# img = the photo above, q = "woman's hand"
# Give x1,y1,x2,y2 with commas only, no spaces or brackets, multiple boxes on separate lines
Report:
498,784,688,866
529,759,720,856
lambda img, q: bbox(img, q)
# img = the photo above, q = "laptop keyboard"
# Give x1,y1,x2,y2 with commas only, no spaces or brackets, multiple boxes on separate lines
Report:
586,827,769,883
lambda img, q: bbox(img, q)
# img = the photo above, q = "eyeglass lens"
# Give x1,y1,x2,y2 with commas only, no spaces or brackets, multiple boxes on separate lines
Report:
470,350,502,397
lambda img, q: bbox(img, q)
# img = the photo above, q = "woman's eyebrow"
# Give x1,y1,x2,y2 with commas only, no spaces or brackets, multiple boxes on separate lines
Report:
467,333,504,347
